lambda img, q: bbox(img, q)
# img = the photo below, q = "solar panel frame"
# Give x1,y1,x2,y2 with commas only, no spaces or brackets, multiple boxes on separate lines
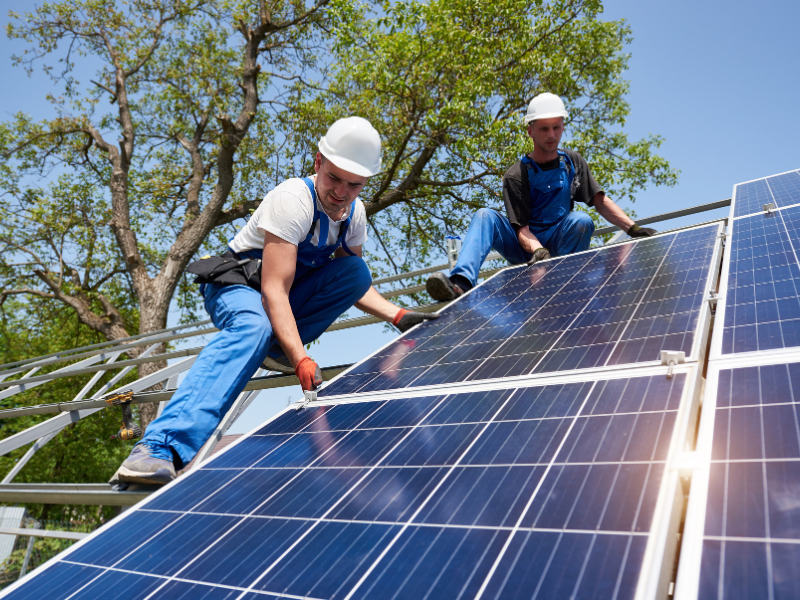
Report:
1,363,702,600
673,350,800,599
319,223,724,400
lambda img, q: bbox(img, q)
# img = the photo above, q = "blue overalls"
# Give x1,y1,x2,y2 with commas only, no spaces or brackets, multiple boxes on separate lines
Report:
449,151,595,288
139,178,372,468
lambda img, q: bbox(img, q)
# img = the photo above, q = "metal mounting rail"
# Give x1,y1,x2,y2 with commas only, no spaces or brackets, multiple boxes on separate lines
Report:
0,483,148,507
594,198,731,236
0,364,355,420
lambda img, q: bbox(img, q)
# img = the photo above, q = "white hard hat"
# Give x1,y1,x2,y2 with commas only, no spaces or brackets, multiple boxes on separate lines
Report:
318,117,382,177
524,93,569,124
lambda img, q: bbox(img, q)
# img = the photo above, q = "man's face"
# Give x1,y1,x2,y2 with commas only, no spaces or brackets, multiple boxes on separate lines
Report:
313,153,368,214
526,117,564,155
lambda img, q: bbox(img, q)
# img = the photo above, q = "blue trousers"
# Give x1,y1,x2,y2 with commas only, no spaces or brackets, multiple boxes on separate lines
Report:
139,255,372,468
450,208,595,287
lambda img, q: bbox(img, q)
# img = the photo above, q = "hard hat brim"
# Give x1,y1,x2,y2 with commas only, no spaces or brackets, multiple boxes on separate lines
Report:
523,111,569,125
319,137,380,177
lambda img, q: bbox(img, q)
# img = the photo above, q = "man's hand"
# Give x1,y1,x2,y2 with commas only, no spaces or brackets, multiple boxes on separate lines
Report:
527,247,551,265
628,224,657,238
295,357,323,391
393,309,440,333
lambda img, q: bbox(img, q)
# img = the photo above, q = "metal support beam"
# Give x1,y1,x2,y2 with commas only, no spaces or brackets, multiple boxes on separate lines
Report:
0,484,149,506
0,319,212,373
1,431,59,484
2,527,87,542
593,198,731,236
0,346,203,390
0,354,197,457
0,363,352,420
0,327,214,380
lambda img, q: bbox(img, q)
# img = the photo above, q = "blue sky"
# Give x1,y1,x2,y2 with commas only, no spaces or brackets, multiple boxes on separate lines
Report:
1,0,798,433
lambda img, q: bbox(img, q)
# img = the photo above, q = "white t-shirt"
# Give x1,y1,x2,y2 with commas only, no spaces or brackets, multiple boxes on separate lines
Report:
229,177,368,254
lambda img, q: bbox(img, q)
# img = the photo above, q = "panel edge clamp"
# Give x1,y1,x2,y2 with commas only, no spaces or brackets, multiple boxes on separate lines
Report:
660,351,685,379
295,390,317,411
706,291,719,313
763,202,776,216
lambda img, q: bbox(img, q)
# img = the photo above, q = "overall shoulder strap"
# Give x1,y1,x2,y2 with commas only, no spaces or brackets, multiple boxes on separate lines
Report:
558,150,576,182
338,200,358,256
520,155,539,194
301,176,325,243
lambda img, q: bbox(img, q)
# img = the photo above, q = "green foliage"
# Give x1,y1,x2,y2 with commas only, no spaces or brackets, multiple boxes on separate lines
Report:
278,0,678,280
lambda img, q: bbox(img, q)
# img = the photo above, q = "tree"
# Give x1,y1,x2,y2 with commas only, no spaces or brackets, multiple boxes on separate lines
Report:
269,0,678,277
0,0,349,427
0,0,678,431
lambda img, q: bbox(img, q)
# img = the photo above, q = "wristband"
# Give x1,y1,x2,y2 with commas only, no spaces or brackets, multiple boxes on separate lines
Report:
392,308,409,326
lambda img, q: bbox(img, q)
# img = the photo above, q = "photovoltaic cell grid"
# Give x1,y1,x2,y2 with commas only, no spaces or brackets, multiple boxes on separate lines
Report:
721,205,800,354
6,374,687,600
732,170,800,218
696,361,800,599
321,224,719,397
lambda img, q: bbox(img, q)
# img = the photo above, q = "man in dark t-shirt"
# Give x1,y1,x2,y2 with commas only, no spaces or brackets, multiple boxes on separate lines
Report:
426,93,656,301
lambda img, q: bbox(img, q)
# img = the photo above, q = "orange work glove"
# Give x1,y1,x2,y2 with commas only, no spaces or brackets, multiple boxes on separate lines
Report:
295,357,323,392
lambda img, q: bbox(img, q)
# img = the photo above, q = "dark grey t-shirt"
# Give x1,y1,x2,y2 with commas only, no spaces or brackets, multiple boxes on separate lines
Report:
502,148,604,228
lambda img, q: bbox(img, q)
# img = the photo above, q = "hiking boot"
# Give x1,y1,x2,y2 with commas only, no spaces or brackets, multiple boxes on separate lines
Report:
262,354,294,374
426,272,464,302
115,445,176,486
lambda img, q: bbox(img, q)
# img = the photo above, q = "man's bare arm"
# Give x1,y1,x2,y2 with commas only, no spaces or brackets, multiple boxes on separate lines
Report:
514,225,544,254
261,232,306,368
593,193,635,232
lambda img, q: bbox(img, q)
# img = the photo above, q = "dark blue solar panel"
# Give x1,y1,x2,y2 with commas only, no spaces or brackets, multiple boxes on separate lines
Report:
732,170,800,218
721,205,800,353
322,225,718,397
6,374,687,600
697,361,800,599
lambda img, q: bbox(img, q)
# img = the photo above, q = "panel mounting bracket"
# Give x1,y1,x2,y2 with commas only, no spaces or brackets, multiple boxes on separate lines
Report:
763,202,776,216
660,351,685,379
295,390,317,411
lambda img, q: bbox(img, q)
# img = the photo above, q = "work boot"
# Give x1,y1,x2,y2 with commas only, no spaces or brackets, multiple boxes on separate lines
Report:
115,444,176,486
262,354,294,374
426,272,464,302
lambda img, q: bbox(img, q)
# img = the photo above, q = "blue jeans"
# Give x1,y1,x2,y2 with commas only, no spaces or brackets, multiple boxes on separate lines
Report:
450,208,595,287
139,255,372,468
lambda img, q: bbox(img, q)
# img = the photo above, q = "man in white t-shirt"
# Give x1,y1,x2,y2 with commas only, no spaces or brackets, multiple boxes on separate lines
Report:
115,117,438,485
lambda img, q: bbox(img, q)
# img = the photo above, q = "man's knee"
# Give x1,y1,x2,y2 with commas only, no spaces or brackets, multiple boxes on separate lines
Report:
568,211,595,235
335,255,373,297
474,207,501,224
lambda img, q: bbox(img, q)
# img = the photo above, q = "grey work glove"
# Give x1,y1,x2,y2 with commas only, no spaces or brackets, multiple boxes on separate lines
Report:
393,309,440,333
527,247,551,265
628,224,657,238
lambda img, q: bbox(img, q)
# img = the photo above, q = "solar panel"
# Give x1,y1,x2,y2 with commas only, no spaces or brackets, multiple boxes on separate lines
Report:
322,224,722,398
713,203,800,357
674,355,800,600
0,368,699,600
731,170,800,218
